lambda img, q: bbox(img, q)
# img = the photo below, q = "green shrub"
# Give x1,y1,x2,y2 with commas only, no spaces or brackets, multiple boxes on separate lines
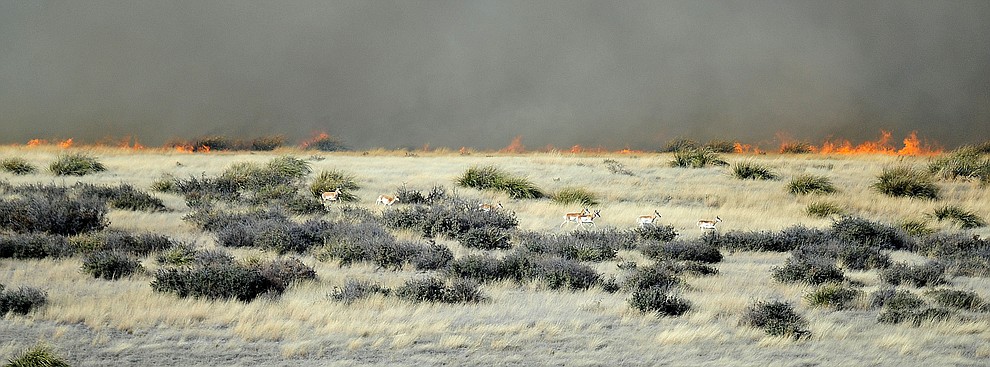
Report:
740,300,809,339
0,286,48,315
669,148,728,168
0,233,74,259
49,153,106,176
900,219,936,237
151,263,273,302
552,187,599,206
309,170,360,202
879,261,947,287
456,165,545,199
1,157,37,175
633,224,678,242
660,138,699,153
872,166,939,200
75,183,167,212
457,226,512,250
732,161,779,180
395,276,487,304
0,190,107,235
779,142,813,154
705,140,737,153
923,288,985,311
156,243,198,266
806,201,843,218
805,283,862,310
928,146,990,181
82,251,143,280
5,344,70,367
831,216,914,250
788,174,837,195
641,241,722,264
629,286,691,317
929,205,986,229
330,279,391,304
772,255,844,285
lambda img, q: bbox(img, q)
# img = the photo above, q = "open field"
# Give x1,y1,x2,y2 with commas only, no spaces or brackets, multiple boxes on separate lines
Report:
1,146,989,366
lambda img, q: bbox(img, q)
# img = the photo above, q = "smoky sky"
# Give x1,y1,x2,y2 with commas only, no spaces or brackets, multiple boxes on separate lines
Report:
1,1,988,149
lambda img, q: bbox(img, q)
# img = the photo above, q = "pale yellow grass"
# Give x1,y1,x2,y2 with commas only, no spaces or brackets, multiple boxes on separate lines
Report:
0,146,988,365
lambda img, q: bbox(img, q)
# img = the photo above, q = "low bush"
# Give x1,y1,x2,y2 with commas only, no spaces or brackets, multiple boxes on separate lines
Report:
412,242,454,271
629,286,691,317
330,279,391,304
395,276,487,304
928,146,990,181
772,255,844,285
49,153,105,176
382,200,518,239
253,257,317,292
711,226,830,253
740,300,810,339
303,134,349,152
456,165,545,199
0,189,108,235
528,256,601,290
669,148,728,168
5,344,70,367
879,261,947,287
872,166,940,200
447,254,511,283
0,286,48,315
251,135,285,151
805,283,862,310
0,233,74,259
82,251,143,280
151,263,272,301
309,170,360,202
900,219,936,237
705,140,737,153
732,161,779,180
779,142,813,154
552,187,599,206
831,216,914,250
641,240,723,264
75,183,167,212
515,230,622,262
457,226,512,250
788,174,837,195
660,138,699,153
929,205,986,229
394,185,447,205
876,289,953,325
835,244,891,271
923,288,986,312
192,135,234,151
624,263,683,291
633,224,678,243
913,234,990,277
156,243,198,266
806,201,843,218
1,157,37,175
603,159,633,175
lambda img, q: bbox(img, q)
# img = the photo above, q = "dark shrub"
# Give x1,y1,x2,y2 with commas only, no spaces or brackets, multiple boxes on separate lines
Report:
930,205,986,229
876,289,952,325
172,175,241,202
835,244,891,271
642,240,722,263
254,258,317,292
705,140,737,153
633,224,678,243
806,201,843,218
394,185,447,205
193,249,237,267
0,286,48,315
456,165,545,199
788,174,837,195
624,263,683,291
0,233,74,259
412,242,454,271
740,300,810,339
74,183,167,212
82,251,143,280
528,256,601,290
447,254,510,283
151,263,273,302
779,142,813,154
552,187,599,206
872,166,940,200
304,134,349,152
914,234,990,277
805,283,862,310
49,153,105,176
192,135,233,151
733,161,778,180
629,286,691,317
831,217,913,251
383,200,518,239
395,276,487,304
772,255,844,285
669,148,728,168
713,226,830,253
1,157,37,175
880,261,947,287
0,190,108,235
457,226,512,250
251,135,285,151
663,261,720,276
515,230,622,262
924,288,985,311
157,243,198,266
330,279,391,304
603,159,633,175
5,344,70,367
660,138,699,153
868,286,899,309
103,232,175,256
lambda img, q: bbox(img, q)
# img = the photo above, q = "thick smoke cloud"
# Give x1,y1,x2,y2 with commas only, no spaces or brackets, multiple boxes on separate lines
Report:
1,1,988,149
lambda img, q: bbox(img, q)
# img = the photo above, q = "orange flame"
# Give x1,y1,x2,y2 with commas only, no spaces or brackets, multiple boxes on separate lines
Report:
811,130,939,156
301,132,332,149
733,142,763,154
500,136,525,153
58,139,73,148
26,139,45,147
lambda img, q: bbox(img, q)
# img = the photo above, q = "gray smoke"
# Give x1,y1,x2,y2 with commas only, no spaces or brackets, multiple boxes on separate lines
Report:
1,1,988,149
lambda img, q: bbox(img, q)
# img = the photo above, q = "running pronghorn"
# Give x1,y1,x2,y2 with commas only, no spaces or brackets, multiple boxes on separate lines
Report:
560,208,591,227
697,216,722,230
376,194,400,206
576,210,602,227
479,202,503,212
638,210,662,227
320,188,341,210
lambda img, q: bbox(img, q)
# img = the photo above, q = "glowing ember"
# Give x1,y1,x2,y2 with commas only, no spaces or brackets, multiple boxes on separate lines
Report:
500,136,525,153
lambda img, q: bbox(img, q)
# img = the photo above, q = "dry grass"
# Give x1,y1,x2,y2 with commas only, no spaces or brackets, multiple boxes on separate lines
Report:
1,145,988,365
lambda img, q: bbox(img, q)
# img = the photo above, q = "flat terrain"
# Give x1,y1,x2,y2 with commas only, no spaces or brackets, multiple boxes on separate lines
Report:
1,146,988,366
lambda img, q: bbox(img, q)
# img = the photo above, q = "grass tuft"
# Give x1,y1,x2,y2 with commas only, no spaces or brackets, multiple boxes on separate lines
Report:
552,187,599,206
49,153,106,176
309,170,360,202
669,148,728,168
1,157,37,175
788,174,837,195
732,161,778,180
929,205,986,229
872,166,939,200
456,165,545,199
805,201,843,218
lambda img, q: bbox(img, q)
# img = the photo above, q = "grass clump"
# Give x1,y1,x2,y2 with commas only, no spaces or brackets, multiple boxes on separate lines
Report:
660,138,699,153
772,255,844,285
603,159,633,175
740,300,810,339
82,251,143,280
806,201,843,218
805,283,862,310
779,142,813,154
456,165,545,199
923,288,986,312
704,139,737,153
552,187,599,206
669,148,728,168
928,146,990,181
900,219,936,237
5,344,70,367
629,286,691,317
929,205,986,229
732,161,778,180
309,170,360,202
872,166,939,200
1,157,37,175
875,289,953,325
788,174,837,195
330,279,391,305
0,286,48,315
49,153,106,176
395,276,487,304
0,233,74,259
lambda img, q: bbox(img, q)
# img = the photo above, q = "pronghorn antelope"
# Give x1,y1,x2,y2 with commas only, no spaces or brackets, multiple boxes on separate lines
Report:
560,208,591,227
479,202,503,212
377,194,400,206
697,216,722,230
320,188,341,210
638,210,662,227
576,210,602,227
